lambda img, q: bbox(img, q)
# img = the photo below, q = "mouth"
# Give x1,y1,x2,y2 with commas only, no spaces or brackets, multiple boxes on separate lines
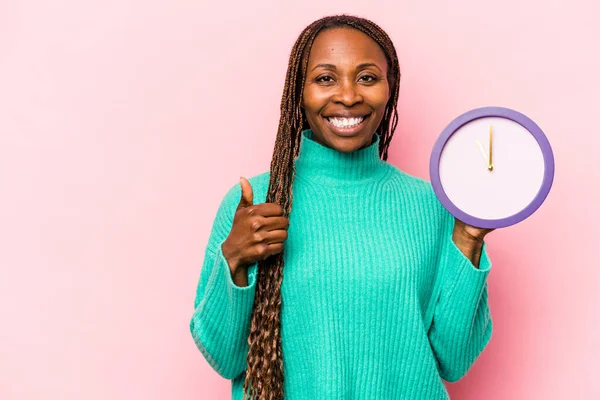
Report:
323,114,371,136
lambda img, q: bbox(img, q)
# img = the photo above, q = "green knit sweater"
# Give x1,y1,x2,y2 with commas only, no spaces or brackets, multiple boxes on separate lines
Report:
190,128,493,399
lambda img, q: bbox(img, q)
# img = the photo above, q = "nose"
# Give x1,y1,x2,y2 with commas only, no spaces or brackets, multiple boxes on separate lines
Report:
331,78,363,107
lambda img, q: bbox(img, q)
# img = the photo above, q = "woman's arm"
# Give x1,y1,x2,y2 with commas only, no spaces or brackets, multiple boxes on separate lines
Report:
189,183,259,380
426,208,494,383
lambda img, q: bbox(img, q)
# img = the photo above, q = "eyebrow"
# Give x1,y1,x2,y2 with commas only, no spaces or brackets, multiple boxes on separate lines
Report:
311,62,383,72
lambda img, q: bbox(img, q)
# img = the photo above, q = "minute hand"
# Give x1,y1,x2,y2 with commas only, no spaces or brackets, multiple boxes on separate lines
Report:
488,124,494,171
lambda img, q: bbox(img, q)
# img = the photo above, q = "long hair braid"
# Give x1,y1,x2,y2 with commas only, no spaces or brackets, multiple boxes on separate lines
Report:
242,14,401,400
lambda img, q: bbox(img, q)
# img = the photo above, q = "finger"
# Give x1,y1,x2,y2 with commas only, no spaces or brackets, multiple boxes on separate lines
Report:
247,202,284,218
262,229,289,245
252,242,284,260
260,216,290,231
237,176,254,209
263,242,284,257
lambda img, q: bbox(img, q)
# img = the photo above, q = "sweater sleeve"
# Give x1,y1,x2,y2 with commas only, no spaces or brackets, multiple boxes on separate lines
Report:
426,208,493,383
189,183,259,380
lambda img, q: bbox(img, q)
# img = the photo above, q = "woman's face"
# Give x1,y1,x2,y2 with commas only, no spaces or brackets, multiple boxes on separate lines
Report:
301,27,390,152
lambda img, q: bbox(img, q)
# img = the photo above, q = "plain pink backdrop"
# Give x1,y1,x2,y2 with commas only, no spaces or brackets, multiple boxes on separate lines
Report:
1,1,598,399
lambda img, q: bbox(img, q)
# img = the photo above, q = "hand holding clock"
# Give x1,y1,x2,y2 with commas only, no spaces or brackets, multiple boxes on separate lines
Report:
452,216,496,268
454,217,496,243
430,106,555,266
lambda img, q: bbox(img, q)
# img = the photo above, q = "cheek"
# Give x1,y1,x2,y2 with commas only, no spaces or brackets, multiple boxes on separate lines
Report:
368,86,391,110
302,88,328,116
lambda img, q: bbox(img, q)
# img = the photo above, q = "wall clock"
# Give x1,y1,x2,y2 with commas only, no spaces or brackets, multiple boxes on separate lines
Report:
429,106,555,229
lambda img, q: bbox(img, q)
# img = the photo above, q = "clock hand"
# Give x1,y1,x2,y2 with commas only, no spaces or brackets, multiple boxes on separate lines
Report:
475,139,488,165
488,124,494,172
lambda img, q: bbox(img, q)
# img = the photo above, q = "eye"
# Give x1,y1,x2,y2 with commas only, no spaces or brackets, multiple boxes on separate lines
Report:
316,75,334,83
359,75,377,83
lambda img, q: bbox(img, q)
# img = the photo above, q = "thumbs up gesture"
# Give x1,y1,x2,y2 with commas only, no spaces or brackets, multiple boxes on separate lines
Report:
221,177,290,283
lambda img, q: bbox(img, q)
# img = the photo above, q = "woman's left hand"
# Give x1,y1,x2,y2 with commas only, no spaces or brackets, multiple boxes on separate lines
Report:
453,217,496,243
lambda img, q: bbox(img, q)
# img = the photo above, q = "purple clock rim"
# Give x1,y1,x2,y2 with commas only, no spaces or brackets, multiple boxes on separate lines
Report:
429,106,555,229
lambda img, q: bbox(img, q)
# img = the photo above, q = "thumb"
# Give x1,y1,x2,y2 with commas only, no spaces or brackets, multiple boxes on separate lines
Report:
237,176,254,209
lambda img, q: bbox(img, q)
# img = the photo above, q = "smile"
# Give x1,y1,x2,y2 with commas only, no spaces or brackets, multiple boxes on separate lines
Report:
326,116,365,128
324,114,370,136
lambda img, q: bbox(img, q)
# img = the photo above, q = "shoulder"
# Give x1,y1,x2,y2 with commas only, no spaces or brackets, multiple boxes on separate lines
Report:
384,164,449,223
386,164,439,201
208,171,272,248
220,170,272,209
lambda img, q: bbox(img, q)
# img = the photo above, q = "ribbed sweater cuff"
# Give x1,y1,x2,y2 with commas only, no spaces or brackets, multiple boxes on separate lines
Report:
439,231,491,302
191,243,258,379
199,243,258,330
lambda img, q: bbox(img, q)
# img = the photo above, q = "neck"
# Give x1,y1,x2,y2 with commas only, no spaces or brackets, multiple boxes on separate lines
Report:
293,129,389,185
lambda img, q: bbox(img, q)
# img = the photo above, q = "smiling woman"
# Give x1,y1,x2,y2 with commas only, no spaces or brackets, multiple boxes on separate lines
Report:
301,27,391,151
190,14,494,400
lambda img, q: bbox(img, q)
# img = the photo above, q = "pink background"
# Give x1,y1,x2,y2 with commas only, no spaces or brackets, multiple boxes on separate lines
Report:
1,1,598,399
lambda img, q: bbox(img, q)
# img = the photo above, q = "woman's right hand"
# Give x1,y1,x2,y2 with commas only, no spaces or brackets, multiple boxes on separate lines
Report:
221,176,290,280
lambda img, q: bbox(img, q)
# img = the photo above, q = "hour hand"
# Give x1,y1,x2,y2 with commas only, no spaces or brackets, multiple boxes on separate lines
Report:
476,139,488,165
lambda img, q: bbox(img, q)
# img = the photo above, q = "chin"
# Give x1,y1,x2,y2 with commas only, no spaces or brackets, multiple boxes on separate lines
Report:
326,132,373,152
308,117,375,151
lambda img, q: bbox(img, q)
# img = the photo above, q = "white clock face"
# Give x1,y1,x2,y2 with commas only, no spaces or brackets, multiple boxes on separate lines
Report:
439,116,545,220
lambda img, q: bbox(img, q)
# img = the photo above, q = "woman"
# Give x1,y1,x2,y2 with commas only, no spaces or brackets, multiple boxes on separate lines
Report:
190,14,495,400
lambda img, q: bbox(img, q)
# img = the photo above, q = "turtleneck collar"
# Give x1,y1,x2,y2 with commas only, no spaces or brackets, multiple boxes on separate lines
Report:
293,128,389,185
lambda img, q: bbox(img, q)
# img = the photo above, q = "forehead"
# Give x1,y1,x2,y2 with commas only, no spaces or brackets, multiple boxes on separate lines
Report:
306,27,387,68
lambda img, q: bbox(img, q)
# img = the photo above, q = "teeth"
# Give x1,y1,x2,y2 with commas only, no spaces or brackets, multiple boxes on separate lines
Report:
327,116,365,128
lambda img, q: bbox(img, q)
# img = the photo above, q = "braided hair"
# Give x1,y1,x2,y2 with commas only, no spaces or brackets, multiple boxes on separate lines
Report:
242,14,401,400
